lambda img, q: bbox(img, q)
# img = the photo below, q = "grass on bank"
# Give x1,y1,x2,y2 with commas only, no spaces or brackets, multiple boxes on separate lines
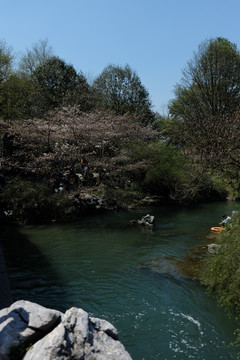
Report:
200,213,240,352
201,214,240,311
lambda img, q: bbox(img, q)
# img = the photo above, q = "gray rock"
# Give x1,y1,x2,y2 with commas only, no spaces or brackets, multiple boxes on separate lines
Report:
207,243,222,254
24,307,132,360
130,213,155,228
90,316,119,340
0,300,61,358
0,301,132,360
141,195,165,205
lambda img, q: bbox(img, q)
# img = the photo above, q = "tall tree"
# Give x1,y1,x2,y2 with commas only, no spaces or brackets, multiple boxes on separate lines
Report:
170,38,240,120
0,40,13,117
0,40,12,83
1,74,34,119
168,37,240,169
93,64,153,124
18,39,53,76
0,39,53,120
0,106,157,174
31,56,92,116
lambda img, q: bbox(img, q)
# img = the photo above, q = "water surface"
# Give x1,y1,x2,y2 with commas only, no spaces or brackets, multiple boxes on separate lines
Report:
2,201,240,359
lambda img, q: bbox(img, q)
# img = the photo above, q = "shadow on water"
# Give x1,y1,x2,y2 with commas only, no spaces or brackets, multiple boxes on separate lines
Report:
0,225,65,311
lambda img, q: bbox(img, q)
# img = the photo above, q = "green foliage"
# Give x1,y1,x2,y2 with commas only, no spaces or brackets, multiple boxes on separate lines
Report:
181,171,228,203
132,140,187,196
1,177,72,223
103,187,142,209
0,40,12,83
93,64,154,124
0,40,13,117
1,75,34,119
131,140,228,203
18,38,53,76
200,214,240,356
31,56,92,116
202,173,228,199
168,37,240,177
170,37,240,119
201,213,240,312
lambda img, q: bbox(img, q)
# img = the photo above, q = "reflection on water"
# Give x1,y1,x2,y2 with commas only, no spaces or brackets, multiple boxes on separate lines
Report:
2,201,240,360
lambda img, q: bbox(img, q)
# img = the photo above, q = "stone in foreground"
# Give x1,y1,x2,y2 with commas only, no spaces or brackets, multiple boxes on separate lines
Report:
0,300,132,360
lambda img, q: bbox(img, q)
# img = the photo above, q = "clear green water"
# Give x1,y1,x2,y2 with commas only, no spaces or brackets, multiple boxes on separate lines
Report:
2,201,240,359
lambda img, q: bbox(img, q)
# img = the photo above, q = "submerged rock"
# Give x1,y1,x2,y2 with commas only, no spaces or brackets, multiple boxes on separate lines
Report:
0,300,132,360
141,256,181,278
141,244,208,281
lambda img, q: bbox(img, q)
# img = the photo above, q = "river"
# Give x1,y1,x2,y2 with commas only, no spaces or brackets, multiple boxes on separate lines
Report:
1,201,240,359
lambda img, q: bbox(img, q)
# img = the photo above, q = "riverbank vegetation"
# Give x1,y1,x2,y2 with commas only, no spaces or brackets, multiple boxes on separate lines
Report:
201,215,240,312
200,213,240,352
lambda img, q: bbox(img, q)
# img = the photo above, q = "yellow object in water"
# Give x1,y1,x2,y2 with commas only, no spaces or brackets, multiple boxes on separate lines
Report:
211,226,224,232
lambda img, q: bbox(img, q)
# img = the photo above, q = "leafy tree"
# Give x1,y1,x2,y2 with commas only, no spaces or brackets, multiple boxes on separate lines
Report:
168,38,240,173
131,140,227,203
0,40,13,117
0,40,12,83
131,140,186,196
1,74,34,119
0,107,159,217
0,39,53,120
170,38,240,119
31,57,92,116
0,107,157,174
93,64,154,124
18,38,54,76
1,41,93,119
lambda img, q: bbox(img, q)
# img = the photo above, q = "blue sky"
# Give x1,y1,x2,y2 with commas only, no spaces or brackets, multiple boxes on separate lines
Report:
1,0,240,112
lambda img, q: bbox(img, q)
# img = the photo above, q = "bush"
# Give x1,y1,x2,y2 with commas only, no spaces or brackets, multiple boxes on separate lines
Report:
200,213,240,353
130,141,227,203
1,177,72,223
132,141,187,197
179,171,228,203
103,187,142,209
201,213,240,312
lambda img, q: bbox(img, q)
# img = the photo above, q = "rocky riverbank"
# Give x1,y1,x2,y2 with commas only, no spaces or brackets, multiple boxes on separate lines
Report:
0,300,132,360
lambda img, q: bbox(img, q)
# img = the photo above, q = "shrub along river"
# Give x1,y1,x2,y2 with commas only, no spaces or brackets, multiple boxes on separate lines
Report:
2,201,240,359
